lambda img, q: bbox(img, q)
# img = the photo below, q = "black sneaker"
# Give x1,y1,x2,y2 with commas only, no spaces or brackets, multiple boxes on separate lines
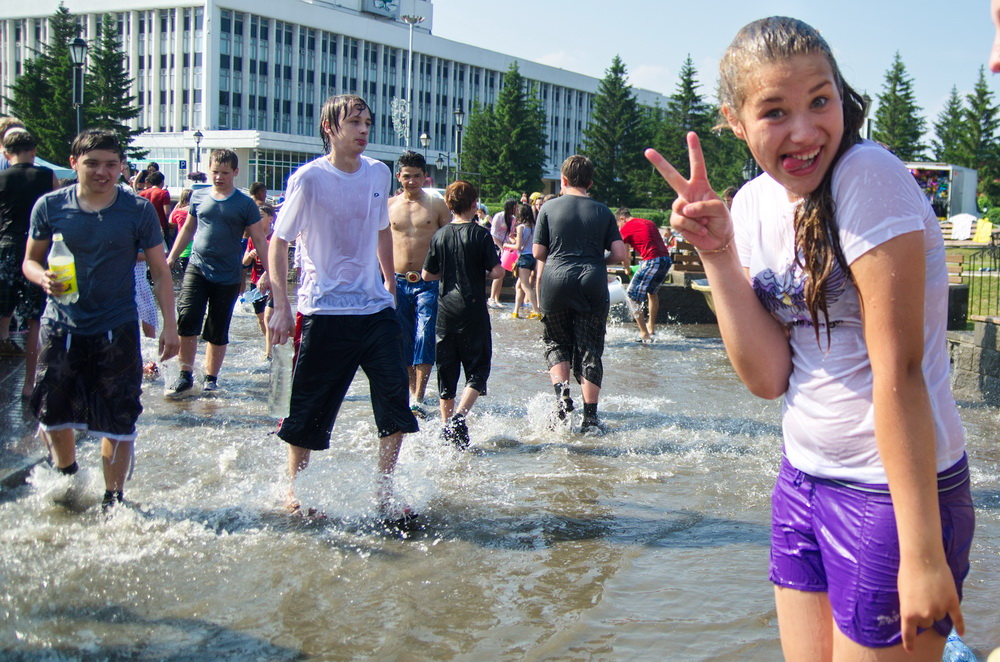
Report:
580,417,606,436
202,375,219,393
101,490,125,515
441,415,470,450
166,371,194,399
556,388,575,421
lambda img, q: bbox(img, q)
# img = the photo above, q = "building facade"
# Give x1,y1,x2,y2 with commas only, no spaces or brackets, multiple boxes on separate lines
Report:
0,0,667,193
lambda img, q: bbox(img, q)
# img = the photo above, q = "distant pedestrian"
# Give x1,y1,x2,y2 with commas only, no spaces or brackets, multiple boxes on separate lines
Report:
616,207,671,342
487,198,517,309
505,203,540,319
533,155,626,433
421,180,504,449
0,129,57,397
139,170,172,244
165,149,271,397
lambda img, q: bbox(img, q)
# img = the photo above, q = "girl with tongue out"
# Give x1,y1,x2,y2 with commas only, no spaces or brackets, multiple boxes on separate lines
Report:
647,16,973,662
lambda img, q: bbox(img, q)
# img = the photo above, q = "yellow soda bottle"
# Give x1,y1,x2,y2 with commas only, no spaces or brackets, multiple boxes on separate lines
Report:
48,232,79,304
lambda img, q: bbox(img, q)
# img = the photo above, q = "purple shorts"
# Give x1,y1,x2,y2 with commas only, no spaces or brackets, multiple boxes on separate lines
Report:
770,454,974,648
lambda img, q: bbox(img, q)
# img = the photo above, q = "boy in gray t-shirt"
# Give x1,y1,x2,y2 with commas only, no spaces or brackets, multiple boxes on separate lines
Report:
24,129,179,512
166,149,271,397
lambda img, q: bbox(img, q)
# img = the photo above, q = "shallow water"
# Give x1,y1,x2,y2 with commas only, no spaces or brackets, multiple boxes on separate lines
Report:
1,302,998,661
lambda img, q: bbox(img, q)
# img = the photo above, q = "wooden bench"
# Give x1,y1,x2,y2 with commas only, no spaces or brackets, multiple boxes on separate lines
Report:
941,218,1000,247
671,241,704,272
946,254,964,284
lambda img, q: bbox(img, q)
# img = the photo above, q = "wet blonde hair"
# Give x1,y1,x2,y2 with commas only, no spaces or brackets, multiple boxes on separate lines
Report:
720,17,868,345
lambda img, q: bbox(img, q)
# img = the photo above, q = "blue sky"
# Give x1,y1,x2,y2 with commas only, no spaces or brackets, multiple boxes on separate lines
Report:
432,0,997,139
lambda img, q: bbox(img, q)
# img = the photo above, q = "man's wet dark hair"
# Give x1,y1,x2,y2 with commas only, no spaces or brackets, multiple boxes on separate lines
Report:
561,155,594,188
319,94,373,154
70,129,125,160
397,150,427,172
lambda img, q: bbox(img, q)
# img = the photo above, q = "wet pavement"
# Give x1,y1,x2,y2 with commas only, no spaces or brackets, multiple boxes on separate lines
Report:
0,347,44,489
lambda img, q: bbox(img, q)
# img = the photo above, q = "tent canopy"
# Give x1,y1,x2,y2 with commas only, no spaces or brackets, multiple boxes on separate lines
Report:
33,157,76,180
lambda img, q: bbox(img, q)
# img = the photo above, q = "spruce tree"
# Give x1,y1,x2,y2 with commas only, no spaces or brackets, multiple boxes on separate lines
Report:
872,52,926,161
658,55,713,176
582,55,646,207
932,86,967,165
488,63,547,198
4,4,81,164
959,66,1000,201
459,100,498,193
458,63,546,199
86,14,147,160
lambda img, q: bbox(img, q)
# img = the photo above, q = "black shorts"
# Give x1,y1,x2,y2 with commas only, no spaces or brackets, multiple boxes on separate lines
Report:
276,308,419,451
541,307,608,388
176,264,241,345
436,330,491,400
31,321,143,440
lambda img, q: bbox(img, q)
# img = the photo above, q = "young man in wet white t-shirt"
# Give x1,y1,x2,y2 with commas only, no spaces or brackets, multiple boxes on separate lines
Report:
268,94,419,525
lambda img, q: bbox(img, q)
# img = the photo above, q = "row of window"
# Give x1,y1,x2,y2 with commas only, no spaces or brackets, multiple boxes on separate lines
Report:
2,8,594,164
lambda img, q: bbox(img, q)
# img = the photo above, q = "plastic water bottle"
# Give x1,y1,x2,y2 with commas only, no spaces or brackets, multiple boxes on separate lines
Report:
48,233,79,304
943,629,979,662
240,287,264,313
268,341,293,418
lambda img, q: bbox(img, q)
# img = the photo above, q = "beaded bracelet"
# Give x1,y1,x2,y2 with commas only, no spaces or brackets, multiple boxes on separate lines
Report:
696,240,731,255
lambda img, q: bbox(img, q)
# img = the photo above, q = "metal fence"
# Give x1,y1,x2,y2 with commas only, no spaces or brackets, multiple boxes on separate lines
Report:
966,243,1000,319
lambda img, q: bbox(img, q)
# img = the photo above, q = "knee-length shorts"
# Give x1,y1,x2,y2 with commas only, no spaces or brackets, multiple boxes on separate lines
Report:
276,308,419,451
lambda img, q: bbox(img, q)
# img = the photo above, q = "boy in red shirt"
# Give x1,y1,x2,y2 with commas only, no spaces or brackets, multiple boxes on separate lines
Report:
616,208,671,343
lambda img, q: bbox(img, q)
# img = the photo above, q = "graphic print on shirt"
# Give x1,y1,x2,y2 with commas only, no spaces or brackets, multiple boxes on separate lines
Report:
751,254,849,327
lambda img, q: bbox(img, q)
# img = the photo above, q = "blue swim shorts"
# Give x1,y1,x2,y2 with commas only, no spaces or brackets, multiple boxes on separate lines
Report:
394,275,438,366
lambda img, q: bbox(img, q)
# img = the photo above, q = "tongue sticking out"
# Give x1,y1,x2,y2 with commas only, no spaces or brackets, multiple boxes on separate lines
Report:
782,153,816,173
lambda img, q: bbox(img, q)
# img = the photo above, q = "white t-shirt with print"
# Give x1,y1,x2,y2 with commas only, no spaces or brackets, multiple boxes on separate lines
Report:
273,154,393,315
732,140,964,483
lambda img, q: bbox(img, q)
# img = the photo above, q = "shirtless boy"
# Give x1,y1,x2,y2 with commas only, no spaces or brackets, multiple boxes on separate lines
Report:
387,151,450,416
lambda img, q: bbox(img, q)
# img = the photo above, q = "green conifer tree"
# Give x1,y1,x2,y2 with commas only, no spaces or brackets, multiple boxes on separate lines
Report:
872,52,926,161
4,4,81,165
86,14,147,160
478,62,547,198
958,66,1000,201
932,86,967,165
582,55,646,207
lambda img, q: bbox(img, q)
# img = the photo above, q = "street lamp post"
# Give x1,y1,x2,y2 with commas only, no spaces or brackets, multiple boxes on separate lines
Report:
68,37,87,136
419,132,430,161
402,15,424,149
453,105,465,182
436,152,448,185
742,157,758,183
193,130,204,172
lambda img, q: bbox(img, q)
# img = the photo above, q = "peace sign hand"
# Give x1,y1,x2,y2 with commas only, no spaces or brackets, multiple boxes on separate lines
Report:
645,132,733,253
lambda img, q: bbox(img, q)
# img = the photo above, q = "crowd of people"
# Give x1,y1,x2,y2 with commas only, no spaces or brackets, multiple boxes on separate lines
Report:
1,8,993,658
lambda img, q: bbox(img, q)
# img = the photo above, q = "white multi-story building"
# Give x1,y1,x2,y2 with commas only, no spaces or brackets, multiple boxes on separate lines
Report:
0,0,667,193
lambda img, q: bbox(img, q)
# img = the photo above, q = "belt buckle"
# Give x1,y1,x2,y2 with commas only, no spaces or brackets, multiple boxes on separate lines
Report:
405,271,421,283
